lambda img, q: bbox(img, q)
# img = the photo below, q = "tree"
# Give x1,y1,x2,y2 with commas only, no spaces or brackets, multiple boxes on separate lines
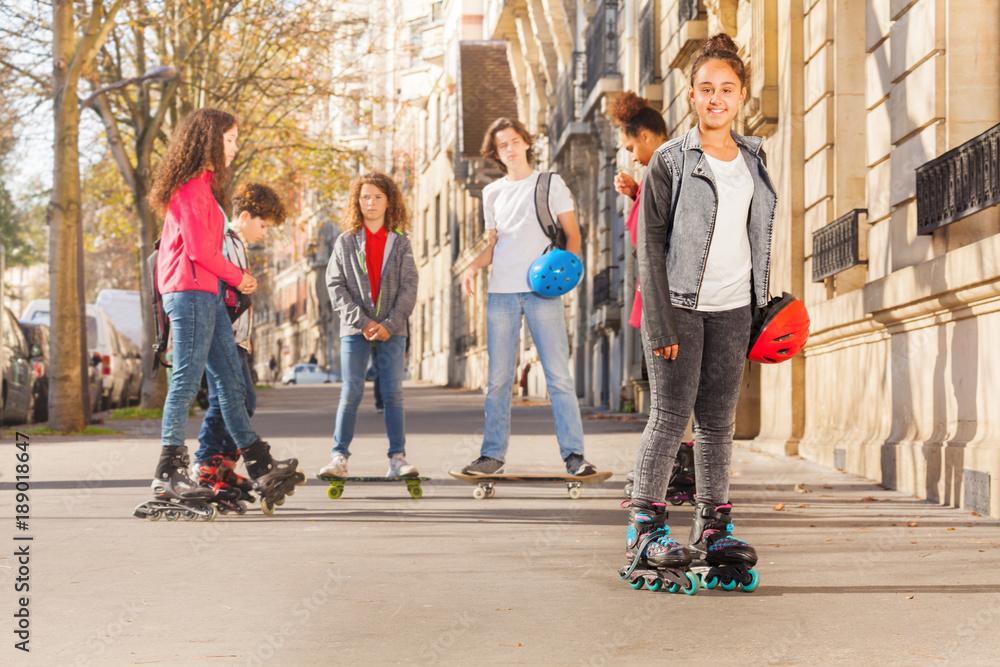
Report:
48,0,128,431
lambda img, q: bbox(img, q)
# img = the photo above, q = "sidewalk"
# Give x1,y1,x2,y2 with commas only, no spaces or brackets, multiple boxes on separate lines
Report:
1,382,997,665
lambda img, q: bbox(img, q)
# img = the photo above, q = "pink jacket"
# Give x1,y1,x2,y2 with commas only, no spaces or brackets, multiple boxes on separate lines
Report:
625,181,643,329
157,171,244,294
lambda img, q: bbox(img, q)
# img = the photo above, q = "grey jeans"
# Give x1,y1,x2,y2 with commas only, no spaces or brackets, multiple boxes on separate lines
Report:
633,305,751,507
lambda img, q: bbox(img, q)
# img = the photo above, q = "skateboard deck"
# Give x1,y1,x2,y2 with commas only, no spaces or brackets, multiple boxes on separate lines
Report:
448,471,613,499
316,474,428,499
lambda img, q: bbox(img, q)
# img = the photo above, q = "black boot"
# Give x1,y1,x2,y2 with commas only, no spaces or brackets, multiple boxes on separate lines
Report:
688,501,759,591
625,499,691,569
152,446,212,500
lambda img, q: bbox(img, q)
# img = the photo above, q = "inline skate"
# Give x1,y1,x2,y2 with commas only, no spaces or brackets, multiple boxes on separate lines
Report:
218,450,256,504
618,499,698,594
197,456,248,515
688,501,759,592
623,441,696,505
133,446,217,521
241,438,306,515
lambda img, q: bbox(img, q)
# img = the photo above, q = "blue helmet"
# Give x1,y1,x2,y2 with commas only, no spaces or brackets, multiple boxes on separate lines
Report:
528,249,584,297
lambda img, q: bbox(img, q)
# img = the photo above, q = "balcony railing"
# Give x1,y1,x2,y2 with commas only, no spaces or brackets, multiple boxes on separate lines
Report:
585,1,618,98
916,122,1000,235
679,0,701,24
549,52,583,145
638,0,656,88
593,266,616,307
812,209,867,282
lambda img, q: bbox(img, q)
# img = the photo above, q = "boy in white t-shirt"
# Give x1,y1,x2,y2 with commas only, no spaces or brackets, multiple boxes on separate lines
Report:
460,117,595,477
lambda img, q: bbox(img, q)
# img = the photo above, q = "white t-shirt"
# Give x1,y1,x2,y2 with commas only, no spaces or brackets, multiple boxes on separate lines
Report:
698,153,754,311
483,171,575,293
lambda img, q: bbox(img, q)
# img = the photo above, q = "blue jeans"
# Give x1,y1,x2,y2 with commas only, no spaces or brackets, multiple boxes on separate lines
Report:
194,347,256,462
332,334,407,458
160,287,257,451
481,292,584,461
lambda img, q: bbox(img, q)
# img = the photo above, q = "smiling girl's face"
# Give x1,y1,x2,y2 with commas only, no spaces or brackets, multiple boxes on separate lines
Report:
689,59,746,131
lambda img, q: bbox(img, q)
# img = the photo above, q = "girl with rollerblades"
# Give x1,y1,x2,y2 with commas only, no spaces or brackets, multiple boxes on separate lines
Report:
134,108,302,521
321,172,419,479
622,34,773,593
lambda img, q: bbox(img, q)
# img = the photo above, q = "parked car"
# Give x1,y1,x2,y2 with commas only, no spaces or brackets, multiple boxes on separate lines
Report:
20,300,131,411
17,320,50,423
112,326,141,407
1,306,35,424
95,289,142,348
280,363,340,385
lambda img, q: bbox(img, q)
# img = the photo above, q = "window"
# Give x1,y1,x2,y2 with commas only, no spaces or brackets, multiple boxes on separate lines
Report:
434,194,441,247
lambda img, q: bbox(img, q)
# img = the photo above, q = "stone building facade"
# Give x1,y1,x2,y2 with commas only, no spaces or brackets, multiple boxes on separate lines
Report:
377,0,1000,517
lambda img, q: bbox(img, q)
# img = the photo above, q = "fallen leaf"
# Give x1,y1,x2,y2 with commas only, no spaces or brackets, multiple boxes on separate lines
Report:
970,511,981,516
908,522,919,527
861,496,878,502
217,604,232,610
499,643,522,647
822,485,834,489
906,596,914,599
772,503,785,511
797,504,807,508
794,483,810,493
947,527,956,531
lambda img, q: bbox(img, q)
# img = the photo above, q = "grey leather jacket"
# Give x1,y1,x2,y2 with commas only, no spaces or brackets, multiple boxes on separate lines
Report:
326,228,418,338
636,125,777,349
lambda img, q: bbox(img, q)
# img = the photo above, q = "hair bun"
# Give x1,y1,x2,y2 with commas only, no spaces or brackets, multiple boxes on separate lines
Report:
607,91,650,126
702,33,739,55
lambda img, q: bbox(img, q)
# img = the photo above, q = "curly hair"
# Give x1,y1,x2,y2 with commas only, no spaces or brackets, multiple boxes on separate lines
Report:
690,33,748,89
607,91,668,138
233,182,287,226
148,108,237,215
340,171,409,234
480,117,535,174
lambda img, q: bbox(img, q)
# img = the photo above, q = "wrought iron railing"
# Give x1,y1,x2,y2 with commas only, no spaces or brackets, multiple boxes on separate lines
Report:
916,122,1000,235
639,0,656,88
585,1,618,98
679,0,701,24
549,55,578,146
812,209,867,282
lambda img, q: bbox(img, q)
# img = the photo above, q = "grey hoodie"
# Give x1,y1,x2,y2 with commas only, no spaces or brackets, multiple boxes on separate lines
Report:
325,227,418,338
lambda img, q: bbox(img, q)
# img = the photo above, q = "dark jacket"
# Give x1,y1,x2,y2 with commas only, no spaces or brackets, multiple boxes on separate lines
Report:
637,125,777,349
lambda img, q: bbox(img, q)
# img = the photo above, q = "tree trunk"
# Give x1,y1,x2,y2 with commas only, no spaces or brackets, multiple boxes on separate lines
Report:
48,0,87,432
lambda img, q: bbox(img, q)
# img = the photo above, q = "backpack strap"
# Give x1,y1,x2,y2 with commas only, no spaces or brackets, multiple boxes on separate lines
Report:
534,172,566,251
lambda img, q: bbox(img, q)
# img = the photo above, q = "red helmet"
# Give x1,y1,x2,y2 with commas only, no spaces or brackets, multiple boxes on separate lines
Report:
748,292,810,364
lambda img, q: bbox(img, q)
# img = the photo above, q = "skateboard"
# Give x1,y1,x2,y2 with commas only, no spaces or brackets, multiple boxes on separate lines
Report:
316,474,429,499
448,471,613,499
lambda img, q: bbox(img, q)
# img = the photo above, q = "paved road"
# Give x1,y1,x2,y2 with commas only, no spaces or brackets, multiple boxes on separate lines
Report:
1,382,998,665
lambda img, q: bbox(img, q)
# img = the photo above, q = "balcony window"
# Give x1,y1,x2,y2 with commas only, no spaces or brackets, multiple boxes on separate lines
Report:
811,209,867,282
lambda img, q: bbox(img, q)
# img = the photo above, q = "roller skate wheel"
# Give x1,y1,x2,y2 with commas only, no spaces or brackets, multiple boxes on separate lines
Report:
721,577,738,591
327,485,343,500
623,483,633,499
473,486,487,500
568,486,582,500
260,499,275,516
148,510,161,522
682,572,699,596
274,496,285,506
203,505,217,521
702,573,719,589
236,502,248,515
669,498,684,506
408,485,423,499
184,511,199,521
740,569,760,593
295,471,307,486
646,577,662,592
628,577,645,590
486,487,496,498
666,582,680,594
165,510,180,522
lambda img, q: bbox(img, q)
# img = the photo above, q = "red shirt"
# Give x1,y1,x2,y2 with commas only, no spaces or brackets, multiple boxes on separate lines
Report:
364,225,389,312
625,181,643,329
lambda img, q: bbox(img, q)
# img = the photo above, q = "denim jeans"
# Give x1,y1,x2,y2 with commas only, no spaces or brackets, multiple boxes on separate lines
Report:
194,347,256,462
481,292,584,461
160,286,258,451
633,305,751,507
332,334,406,458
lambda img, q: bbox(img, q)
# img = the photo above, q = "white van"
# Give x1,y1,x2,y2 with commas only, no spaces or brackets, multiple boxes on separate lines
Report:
20,300,131,410
95,289,142,348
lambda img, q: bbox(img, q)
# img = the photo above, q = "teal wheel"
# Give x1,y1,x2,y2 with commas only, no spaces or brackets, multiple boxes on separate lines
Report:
721,577,738,591
665,582,680,594
702,574,719,589
628,577,645,590
682,572,699,596
740,569,760,593
646,577,663,592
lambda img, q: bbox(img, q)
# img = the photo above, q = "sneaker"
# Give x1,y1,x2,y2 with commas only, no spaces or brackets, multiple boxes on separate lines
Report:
376,407,384,414
460,455,505,476
319,453,348,477
565,453,596,476
387,453,418,477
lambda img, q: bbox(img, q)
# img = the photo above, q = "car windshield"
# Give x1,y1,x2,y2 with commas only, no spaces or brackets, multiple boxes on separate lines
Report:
30,310,50,324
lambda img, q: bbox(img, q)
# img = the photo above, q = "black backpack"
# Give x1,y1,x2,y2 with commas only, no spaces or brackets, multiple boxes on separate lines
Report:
534,172,567,252
145,239,171,373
